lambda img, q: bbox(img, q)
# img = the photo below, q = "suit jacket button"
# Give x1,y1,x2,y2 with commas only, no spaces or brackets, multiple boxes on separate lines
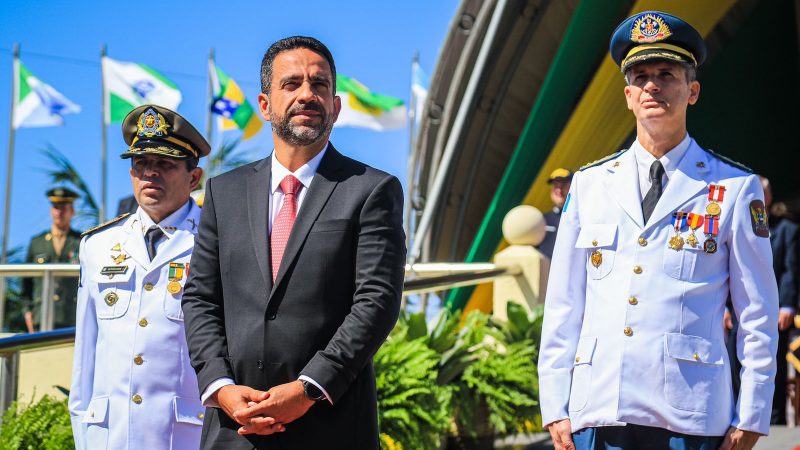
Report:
623,327,633,337
633,266,642,274
638,237,648,246
257,360,264,370
268,313,276,320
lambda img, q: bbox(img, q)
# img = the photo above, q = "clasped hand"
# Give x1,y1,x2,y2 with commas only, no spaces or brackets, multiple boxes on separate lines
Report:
213,381,315,436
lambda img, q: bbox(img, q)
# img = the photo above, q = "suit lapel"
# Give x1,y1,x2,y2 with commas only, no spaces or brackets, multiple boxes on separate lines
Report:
248,157,273,291
603,150,644,229
270,146,343,298
644,141,710,230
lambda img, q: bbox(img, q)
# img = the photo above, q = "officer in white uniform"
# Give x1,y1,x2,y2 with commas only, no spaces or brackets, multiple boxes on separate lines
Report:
538,11,779,450
69,105,210,450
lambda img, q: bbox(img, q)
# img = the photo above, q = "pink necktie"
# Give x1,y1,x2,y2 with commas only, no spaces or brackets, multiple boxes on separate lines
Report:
271,175,300,282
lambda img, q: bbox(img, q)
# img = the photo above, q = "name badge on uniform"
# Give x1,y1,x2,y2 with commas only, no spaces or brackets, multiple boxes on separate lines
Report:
100,265,129,279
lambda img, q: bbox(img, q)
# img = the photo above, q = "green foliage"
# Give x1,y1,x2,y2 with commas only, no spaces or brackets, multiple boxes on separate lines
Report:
377,306,542,448
0,395,74,450
2,245,28,333
39,145,99,229
375,334,450,450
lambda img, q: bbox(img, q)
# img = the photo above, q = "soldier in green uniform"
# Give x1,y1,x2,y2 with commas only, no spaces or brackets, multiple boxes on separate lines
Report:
22,187,81,332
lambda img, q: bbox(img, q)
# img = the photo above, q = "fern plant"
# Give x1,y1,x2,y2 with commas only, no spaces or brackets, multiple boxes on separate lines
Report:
375,329,450,450
0,395,74,449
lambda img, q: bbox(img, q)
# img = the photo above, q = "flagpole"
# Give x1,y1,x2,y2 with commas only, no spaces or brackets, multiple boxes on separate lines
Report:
1,44,19,265
206,48,214,145
99,44,107,222
1,43,19,328
404,51,419,250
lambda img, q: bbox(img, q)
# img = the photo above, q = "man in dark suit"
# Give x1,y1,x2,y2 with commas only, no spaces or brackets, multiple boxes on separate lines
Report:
182,36,406,449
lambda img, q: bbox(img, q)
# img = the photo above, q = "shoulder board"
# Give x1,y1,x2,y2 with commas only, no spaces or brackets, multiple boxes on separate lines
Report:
81,213,131,238
579,149,628,171
702,148,752,173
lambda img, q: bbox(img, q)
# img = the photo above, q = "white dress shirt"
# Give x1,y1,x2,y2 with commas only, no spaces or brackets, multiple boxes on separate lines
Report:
632,133,691,202
202,144,333,407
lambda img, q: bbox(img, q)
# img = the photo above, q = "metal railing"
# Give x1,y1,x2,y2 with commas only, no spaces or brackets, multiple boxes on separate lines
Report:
0,264,80,332
0,262,520,415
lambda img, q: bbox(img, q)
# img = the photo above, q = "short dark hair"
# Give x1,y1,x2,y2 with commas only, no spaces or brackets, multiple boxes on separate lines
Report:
260,36,337,95
184,157,199,171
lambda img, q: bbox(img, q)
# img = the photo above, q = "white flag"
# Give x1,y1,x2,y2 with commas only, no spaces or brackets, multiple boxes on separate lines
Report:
102,57,181,124
13,60,80,128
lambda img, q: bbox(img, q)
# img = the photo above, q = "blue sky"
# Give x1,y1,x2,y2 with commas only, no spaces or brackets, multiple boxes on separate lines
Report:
0,0,458,253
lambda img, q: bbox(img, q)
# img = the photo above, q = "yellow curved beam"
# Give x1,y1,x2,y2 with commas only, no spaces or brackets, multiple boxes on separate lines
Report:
464,0,736,318
522,0,736,212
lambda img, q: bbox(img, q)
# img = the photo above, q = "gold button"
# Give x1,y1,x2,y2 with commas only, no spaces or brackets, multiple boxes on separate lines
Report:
633,266,642,274
134,355,144,365
144,282,154,291
197,412,205,419
628,296,638,305
36,257,44,263
53,294,60,301
638,237,647,246
693,353,700,361
575,356,581,363
139,318,148,327
104,292,119,306
592,239,598,246
132,394,142,404
624,327,633,337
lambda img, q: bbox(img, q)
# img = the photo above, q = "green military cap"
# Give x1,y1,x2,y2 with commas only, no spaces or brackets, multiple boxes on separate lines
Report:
120,105,210,160
46,187,79,204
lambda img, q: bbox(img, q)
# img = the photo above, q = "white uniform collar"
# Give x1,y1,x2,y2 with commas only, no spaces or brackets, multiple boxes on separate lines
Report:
136,200,192,238
633,133,692,181
270,143,328,195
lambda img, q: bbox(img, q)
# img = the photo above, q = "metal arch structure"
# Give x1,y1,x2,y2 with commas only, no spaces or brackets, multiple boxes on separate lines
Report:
409,0,800,312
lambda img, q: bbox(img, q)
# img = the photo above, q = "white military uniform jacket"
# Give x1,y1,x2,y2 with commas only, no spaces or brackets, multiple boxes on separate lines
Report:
538,138,779,436
69,200,204,450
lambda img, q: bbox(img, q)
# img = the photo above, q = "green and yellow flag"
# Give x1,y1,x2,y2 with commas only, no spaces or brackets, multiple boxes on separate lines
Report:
209,63,263,140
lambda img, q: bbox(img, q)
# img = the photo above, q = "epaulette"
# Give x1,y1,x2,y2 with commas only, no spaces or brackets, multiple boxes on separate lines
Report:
81,213,131,238
579,149,628,171
702,148,752,173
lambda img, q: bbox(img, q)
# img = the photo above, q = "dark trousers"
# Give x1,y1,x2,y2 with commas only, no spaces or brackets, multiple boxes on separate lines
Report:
572,424,724,450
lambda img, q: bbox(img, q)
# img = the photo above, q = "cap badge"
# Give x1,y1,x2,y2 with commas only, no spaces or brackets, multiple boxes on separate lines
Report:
137,107,170,138
631,13,672,43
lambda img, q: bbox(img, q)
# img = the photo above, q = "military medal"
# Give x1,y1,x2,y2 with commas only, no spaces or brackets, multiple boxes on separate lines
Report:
668,212,686,250
685,213,704,248
168,262,185,294
703,214,719,254
706,184,726,216
590,250,602,268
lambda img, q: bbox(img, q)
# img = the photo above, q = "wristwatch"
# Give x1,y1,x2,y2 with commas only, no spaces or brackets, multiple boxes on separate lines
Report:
301,380,327,402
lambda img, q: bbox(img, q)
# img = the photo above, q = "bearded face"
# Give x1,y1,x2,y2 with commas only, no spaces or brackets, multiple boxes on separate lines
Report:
269,99,335,147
